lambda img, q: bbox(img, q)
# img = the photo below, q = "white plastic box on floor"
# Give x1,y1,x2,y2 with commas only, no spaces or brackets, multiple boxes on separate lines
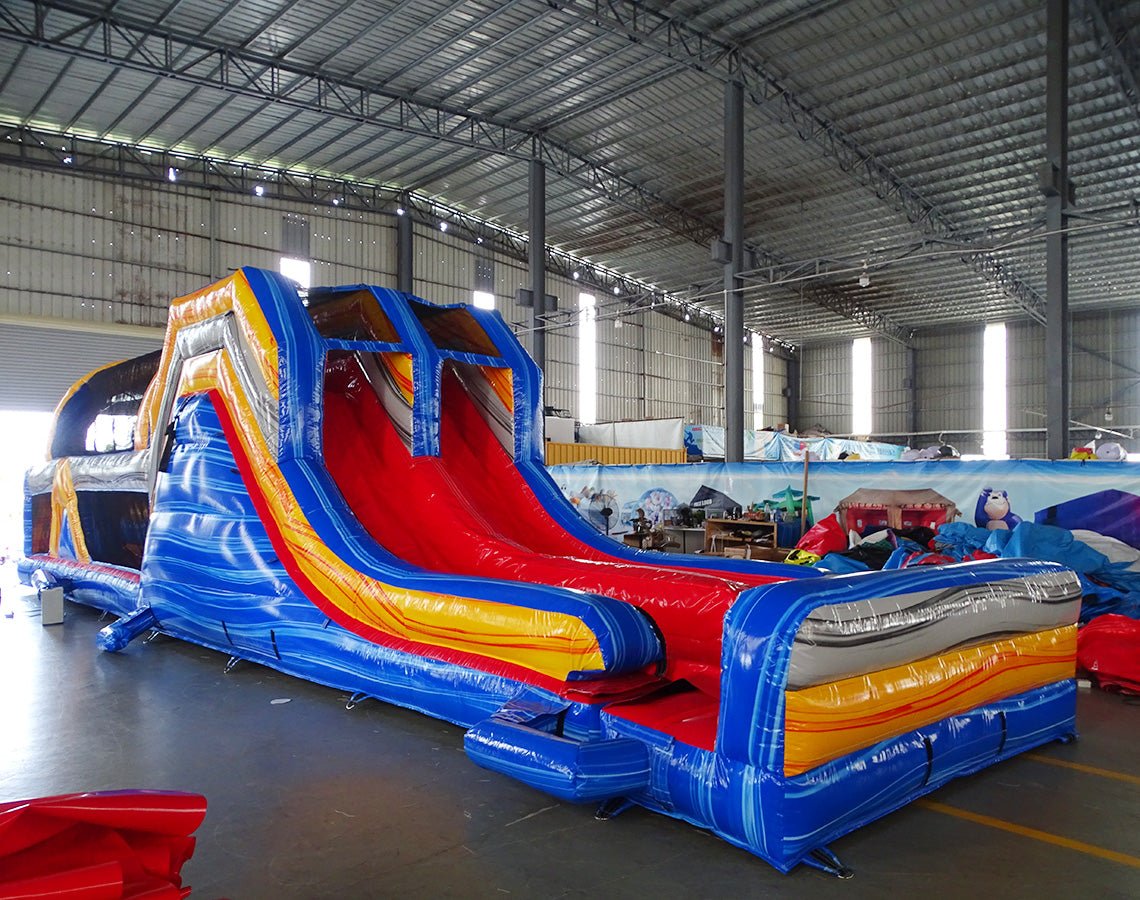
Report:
39,586,64,625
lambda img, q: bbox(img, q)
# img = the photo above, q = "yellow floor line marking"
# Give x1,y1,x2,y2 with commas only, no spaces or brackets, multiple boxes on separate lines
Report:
1023,753,1140,788
918,800,1140,870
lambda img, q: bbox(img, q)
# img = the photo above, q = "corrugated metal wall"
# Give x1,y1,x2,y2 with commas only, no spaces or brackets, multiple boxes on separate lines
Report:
798,342,852,434
914,326,983,454
797,330,976,451
1009,311,1140,458
644,315,725,425
1,163,739,428
873,339,911,442
412,226,474,305
0,324,163,411
310,205,395,286
542,269,584,419
761,352,790,428
1,168,200,326
1070,309,1140,446
14,166,1136,455
796,316,1140,458
0,165,397,328
1007,320,1046,458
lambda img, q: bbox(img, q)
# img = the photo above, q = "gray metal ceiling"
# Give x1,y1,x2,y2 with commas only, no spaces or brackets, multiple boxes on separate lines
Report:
0,0,1138,346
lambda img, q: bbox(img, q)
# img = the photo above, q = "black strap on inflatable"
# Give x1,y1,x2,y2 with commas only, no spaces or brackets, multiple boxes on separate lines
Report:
157,418,178,473
997,711,1008,755
922,736,935,786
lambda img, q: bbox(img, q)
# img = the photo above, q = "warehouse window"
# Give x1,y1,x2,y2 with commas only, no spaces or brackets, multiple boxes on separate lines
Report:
472,291,495,310
279,256,311,289
851,337,872,435
983,322,1009,459
752,338,765,429
578,292,597,425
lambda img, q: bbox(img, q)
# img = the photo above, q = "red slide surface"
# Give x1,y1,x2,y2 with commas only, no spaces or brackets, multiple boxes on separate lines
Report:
322,358,785,694
437,367,781,586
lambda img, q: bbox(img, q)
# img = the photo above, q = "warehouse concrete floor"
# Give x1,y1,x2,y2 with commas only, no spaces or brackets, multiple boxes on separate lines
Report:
2,574,1139,899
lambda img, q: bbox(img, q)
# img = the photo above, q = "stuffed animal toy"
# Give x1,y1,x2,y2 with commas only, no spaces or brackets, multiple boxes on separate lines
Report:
1096,441,1126,461
974,487,1022,531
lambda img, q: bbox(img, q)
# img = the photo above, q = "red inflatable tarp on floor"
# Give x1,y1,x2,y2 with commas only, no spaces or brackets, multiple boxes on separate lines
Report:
0,790,206,900
1078,614,1140,694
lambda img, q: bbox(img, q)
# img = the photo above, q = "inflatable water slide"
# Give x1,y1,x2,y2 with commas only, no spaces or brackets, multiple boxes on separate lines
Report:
21,268,1082,874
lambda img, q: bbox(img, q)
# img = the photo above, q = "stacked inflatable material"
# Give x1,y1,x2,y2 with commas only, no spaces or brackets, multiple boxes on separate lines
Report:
20,269,1082,874
0,790,205,898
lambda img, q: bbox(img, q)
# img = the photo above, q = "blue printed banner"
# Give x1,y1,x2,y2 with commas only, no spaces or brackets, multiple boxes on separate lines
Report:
550,458,1140,549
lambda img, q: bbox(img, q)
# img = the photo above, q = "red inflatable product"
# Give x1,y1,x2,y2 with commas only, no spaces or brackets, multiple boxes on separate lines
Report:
0,790,206,900
794,514,848,556
1077,614,1140,694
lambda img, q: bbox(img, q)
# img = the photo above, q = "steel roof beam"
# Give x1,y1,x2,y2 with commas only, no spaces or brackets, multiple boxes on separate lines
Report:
538,62,691,132
2,2,716,236
376,0,530,90
1082,0,1140,127
0,41,26,96
404,149,488,192
3,0,906,343
554,0,1048,325
409,3,558,106
0,119,799,350
430,15,586,107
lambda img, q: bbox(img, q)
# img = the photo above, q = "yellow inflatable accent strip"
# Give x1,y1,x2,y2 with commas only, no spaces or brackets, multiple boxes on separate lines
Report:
136,271,279,449
783,625,1078,776
380,352,415,406
48,459,90,563
176,351,608,681
481,365,514,413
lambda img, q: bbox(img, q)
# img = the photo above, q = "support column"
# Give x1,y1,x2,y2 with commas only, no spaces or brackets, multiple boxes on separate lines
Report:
906,345,919,439
208,188,219,279
1045,0,1070,459
723,80,745,463
529,159,547,379
786,355,801,432
396,206,413,293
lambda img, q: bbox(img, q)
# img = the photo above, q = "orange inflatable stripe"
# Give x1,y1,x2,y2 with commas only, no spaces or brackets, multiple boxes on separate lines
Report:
481,365,514,413
176,351,608,680
48,459,90,563
136,271,279,449
783,625,1077,776
380,353,415,405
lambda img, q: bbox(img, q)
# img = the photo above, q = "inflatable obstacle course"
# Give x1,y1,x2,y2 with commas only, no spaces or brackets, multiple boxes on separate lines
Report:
21,269,1081,874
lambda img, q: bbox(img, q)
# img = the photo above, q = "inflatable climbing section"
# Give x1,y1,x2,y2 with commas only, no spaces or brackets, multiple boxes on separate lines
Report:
21,268,1082,874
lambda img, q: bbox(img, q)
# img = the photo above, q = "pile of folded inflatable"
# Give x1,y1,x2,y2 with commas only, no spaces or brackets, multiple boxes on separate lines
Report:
791,515,1140,694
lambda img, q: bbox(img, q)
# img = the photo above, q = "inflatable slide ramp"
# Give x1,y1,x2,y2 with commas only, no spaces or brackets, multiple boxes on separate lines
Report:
21,269,1081,874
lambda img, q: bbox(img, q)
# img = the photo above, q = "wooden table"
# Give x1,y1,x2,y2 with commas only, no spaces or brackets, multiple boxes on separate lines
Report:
703,518,779,556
